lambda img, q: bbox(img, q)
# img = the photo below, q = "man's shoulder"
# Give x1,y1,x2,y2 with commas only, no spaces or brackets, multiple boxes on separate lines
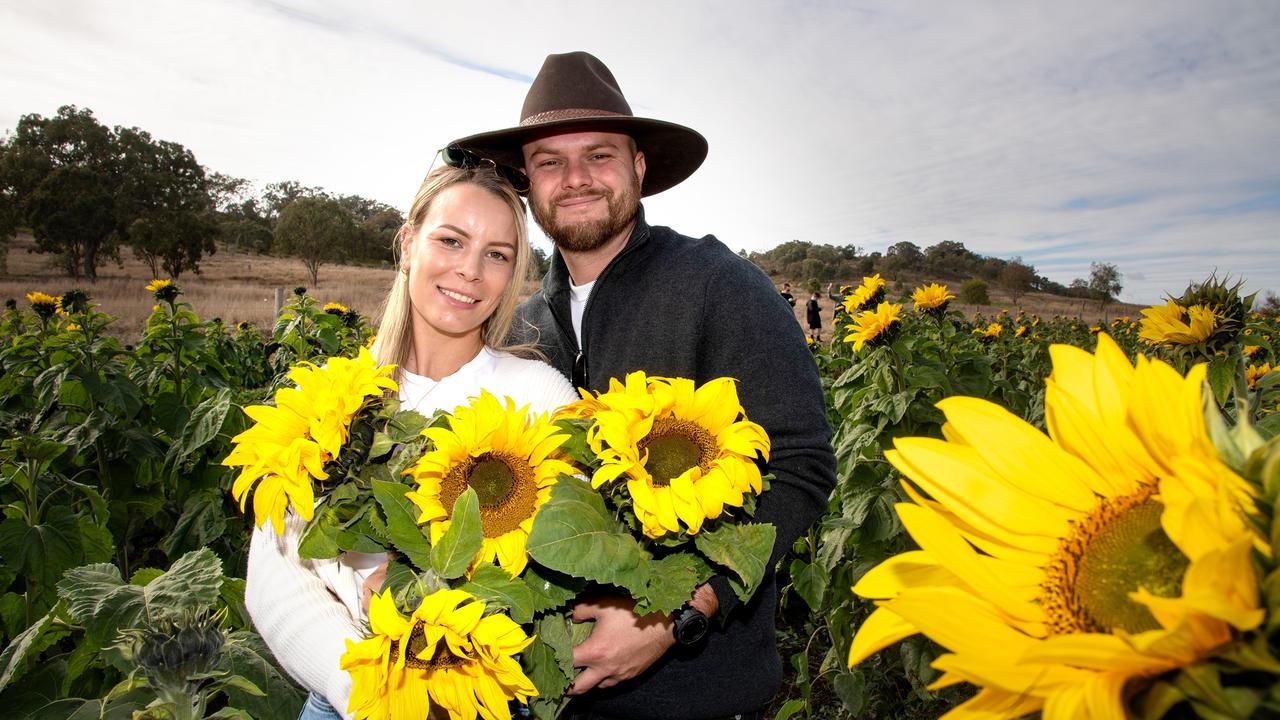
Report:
645,223,762,277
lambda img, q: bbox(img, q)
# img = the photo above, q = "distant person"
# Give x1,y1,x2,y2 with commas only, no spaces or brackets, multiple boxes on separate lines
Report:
453,50,836,720
244,163,577,720
806,291,822,342
780,281,796,307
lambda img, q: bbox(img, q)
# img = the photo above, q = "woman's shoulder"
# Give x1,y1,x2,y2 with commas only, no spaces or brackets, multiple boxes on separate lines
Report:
481,348,578,413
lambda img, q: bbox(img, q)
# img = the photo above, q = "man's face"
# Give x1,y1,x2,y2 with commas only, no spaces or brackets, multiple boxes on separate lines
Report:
522,130,645,253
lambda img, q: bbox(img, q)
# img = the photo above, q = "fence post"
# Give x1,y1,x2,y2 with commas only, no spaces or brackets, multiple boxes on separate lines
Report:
274,287,284,318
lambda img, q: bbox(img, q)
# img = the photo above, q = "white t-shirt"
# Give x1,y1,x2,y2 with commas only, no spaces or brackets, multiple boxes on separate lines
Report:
570,279,594,346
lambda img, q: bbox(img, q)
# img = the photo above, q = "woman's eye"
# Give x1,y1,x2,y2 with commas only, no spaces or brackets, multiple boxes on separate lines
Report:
488,251,511,262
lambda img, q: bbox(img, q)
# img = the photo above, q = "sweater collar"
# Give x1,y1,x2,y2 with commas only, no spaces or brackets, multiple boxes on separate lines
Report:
544,204,651,305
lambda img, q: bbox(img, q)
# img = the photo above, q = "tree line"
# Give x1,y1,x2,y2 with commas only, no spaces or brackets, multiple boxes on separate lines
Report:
0,105,405,285
744,239,1125,305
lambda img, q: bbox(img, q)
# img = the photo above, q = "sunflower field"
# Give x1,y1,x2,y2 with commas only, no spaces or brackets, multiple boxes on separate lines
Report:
1,273,1278,719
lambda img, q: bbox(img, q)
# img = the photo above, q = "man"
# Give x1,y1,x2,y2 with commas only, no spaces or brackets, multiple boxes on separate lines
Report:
780,282,796,307
453,52,835,720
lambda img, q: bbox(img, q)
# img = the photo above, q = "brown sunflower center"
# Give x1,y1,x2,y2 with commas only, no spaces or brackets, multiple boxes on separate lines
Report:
639,418,717,486
439,451,539,538
1042,485,1189,635
391,620,470,670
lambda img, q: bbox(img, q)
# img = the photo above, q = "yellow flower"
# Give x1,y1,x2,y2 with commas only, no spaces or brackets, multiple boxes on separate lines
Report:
341,589,537,720
405,391,575,576
26,291,58,319
144,279,171,293
1139,300,1217,345
1089,326,1101,334
584,372,770,539
1244,344,1263,359
848,334,1262,718
1247,362,1273,390
223,348,397,533
844,302,902,352
1015,326,1027,338
324,302,349,315
911,283,955,311
975,322,1002,338
842,274,887,313
65,323,81,332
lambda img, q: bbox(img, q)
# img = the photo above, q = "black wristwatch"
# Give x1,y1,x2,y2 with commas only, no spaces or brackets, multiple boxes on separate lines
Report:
672,604,709,646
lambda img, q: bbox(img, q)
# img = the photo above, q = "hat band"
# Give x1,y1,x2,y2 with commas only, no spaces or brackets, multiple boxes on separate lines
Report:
520,108,629,126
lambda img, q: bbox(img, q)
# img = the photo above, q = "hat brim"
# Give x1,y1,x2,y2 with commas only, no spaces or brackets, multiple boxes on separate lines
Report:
450,116,707,197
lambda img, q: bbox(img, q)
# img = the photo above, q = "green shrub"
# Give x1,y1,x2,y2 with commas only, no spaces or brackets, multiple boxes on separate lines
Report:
959,278,990,305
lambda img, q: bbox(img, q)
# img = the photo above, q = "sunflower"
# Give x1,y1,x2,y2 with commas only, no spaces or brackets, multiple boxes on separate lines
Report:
26,291,58,319
1015,325,1028,338
847,334,1262,718
844,302,902,352
912,283,955,312
1247,362,1273,391
223,347,397,533
1139,300,1217,346
404,391,575,576
1244,344,1264,360
585,372,769,539
842,274,887,313
341,588,537,720
324,302,349,315
975,322,1002,339
145,278,180,302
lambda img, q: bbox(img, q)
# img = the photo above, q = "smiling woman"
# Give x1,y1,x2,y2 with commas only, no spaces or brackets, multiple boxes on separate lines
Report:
241,163,579,720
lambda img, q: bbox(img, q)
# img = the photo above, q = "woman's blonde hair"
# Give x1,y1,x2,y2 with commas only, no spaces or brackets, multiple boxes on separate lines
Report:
370,164,532,378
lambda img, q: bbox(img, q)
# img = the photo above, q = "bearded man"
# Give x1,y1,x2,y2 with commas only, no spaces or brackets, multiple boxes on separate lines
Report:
452,51,836,720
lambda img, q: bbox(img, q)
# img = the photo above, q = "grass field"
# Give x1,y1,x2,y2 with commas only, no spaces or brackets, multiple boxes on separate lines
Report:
1,233,1141,342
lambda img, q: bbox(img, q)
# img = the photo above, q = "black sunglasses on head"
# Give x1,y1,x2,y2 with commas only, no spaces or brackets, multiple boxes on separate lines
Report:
441,146,530,195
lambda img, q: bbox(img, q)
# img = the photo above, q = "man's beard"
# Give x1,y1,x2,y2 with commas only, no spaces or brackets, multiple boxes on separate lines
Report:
531,179,640,253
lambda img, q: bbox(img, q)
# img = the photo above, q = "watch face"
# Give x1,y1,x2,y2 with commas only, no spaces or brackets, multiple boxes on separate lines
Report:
676,608,709,645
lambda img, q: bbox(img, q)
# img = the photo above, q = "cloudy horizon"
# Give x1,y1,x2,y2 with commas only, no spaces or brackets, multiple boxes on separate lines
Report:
2,0,1276,304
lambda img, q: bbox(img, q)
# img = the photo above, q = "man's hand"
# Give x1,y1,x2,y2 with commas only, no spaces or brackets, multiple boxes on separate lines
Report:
568,583,720,695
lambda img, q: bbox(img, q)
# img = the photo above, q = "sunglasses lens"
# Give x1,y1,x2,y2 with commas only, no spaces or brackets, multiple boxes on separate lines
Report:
441,146,476,168
504,168,530,194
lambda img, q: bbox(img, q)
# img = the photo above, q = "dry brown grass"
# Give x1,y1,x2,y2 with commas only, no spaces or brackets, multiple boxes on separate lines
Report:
1,234,396,339
0,234,545,341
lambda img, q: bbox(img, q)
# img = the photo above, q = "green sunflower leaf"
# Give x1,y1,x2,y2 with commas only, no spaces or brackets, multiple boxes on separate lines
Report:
430,488,482,580
695,522,775,601
371,479,432,570
525,477,648,595
634,552,709,616
458,564,535,624
522,563,586,615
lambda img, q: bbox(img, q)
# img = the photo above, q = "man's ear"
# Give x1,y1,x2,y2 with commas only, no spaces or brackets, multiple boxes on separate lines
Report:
633,149,647,187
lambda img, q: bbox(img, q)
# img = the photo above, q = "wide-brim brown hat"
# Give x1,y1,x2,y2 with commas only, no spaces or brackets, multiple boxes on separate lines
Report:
450,51,707,197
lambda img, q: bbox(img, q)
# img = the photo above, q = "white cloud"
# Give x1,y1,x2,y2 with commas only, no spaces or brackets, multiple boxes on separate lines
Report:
2,0,1276,303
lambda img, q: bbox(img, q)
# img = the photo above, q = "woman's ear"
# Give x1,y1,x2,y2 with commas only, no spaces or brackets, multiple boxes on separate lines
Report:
398,224,414,270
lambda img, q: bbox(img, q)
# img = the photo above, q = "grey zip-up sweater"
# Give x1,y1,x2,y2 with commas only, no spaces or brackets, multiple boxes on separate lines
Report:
512,208,836,719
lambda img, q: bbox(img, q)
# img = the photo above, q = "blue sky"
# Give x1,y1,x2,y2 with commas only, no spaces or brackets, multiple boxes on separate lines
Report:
1,0,1276,304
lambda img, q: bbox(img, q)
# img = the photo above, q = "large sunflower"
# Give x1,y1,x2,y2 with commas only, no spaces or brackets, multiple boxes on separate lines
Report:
847,334,1262,718
341,588,537,720
404,391,575,576
223,347,397,533
586,372,770,539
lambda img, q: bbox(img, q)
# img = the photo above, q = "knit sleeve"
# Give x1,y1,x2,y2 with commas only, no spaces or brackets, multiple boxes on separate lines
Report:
245,516,361,719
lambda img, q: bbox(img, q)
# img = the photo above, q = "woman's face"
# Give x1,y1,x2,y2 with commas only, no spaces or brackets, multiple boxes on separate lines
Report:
401,182,517,349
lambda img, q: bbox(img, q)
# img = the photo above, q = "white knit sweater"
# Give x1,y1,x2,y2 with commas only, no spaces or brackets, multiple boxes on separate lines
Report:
244,348,578,717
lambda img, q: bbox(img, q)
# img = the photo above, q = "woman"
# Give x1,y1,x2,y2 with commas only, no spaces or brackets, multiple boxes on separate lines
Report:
244,164,578,720
805,291,822,342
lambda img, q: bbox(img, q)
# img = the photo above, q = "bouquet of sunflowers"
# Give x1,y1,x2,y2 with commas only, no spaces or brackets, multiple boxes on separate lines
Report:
224,355,777,720
846,333,1280,719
